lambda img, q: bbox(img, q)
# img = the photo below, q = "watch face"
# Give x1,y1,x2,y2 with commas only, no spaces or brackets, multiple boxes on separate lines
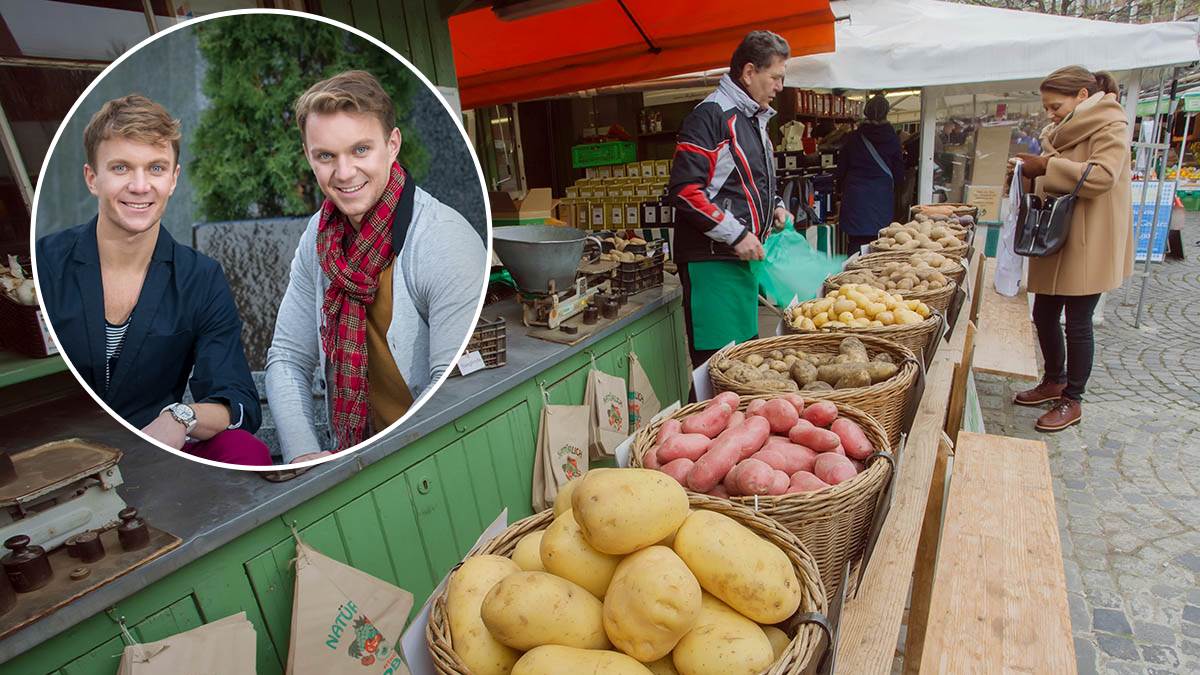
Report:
175,404,195,422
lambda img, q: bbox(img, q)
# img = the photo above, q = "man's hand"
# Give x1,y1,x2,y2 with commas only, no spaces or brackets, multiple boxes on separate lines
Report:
771,207,791,232
289,451,333,465
142,412,187,450
733,232,765,261
1015,153,1048,178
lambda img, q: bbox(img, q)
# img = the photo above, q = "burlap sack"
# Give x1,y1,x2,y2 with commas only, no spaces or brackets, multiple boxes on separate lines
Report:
532,403,589,510
627,351,661,433
118,612,256,674
286,535,414,674
587,368,629,459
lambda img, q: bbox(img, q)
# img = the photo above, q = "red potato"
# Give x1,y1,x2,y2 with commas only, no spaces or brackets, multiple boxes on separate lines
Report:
643,445,661,470
788,424,842,452
813,453,858,485
753,439,818,474
708,484,730,499
732,458,776,496
681,403,733,438
781,394,806,417
657,433,713,463
768,470,791,495
759,399,801,434
851,459,866,473
722,463,743,496
802,401,839,428
660,458,695,486
656,419,682,444
830,418,875,460
745,399,767,417
787,471,830,493
687,416,771,492
828,444,847,456
709,391,740,411
725,411,746,431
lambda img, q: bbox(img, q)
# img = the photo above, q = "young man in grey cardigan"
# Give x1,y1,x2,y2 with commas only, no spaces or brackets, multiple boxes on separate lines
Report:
265,71,485,465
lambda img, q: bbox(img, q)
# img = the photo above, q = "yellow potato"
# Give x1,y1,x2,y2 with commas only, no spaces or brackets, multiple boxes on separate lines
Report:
832,298,857,315
512,646,653,675
671,594,774,675
763,625,791,660
554,478,581,516
646,656,681,674
481,571,611,651
448,555,522,675
672,510,802,624
513,531,545,572
812,312,829,328
603,546,702,662
572,469,690,555
837,311,855,324
540,509,622,598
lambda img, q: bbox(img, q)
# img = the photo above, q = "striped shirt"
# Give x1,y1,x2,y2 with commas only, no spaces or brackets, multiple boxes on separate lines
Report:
105,315,131,390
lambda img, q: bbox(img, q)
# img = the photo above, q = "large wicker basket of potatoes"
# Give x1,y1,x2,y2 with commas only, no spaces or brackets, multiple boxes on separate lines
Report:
426,470,828,675
708,334,918,447
784,283,943,362
824,261,957,314
631,393,893,600
870,218,970,258
845,250,966,288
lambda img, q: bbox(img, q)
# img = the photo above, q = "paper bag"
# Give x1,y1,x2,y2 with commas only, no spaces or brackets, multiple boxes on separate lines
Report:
286,535,414,674
532,404,589,511
587,368,629,459
994,161,1025,297
118,612,257,674
626,352,661,433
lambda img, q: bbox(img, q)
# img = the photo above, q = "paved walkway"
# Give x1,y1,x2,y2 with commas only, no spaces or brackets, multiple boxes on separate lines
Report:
976,214,1200,674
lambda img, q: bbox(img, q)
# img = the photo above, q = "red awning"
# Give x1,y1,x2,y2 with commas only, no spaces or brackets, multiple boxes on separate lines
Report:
450,1,836,110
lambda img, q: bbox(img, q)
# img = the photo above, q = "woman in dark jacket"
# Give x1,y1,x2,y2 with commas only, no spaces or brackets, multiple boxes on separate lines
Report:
836,94,905,253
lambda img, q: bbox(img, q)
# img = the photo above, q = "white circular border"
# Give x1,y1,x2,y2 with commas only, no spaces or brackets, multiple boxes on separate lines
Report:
29,8,493,473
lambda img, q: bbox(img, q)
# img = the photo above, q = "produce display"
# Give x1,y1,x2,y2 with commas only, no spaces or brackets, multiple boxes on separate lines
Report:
0,255,36,306
832,259,951,294
871,219,967,252
643,392,878,496
711,336,900,393
599,235,649,263
785,283,931,332
444,469,812,675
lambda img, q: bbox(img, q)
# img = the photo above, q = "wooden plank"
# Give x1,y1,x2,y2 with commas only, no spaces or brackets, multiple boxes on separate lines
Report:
335,493,401,586
424,0,457,86
902,432,954,675
349,0,384,40
944,321,977,442
435,438,488,554
377,0,412,57
192,568,286,674
973,259,1039,381
406,454,463,577
919,432,1074,674
401,0,437,82
59,636,126,675
968,250,986,324
372,474,439,621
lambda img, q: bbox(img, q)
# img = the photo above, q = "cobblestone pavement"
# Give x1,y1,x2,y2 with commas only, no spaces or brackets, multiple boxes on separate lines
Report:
976,213,1200,674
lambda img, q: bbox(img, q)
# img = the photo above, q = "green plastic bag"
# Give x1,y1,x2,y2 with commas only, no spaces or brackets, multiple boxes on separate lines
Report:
752,226,846,308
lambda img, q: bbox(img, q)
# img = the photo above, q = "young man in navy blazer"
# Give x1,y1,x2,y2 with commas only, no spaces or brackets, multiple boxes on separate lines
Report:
36,95,269,465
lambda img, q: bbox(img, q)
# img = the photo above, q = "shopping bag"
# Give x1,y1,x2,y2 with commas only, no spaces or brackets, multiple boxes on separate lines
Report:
754,227,846,307
118,612,256,674
587,368,629,459
286,533,414,674
995,161,1025,297
532,404,589,510
626,351,661,433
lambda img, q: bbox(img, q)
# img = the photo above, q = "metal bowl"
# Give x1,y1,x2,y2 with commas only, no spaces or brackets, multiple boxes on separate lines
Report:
492,225,589,293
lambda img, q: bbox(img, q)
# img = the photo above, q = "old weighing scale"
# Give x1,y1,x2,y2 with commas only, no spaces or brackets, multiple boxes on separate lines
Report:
0,439,179,638
492,225,639,344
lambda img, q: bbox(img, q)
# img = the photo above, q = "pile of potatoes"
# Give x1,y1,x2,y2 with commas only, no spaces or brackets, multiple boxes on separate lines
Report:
644,391,877,497
447,469,808,675
599,235,649,263
834,260,951,294
712,336,899,393
871,219,966,252
786,283,931,332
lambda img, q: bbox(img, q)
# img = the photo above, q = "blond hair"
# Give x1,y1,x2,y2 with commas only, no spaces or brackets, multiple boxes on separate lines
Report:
83,94,182,167
293,70,396,146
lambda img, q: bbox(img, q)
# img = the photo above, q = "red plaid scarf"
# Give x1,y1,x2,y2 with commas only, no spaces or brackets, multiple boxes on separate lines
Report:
317,161,406,450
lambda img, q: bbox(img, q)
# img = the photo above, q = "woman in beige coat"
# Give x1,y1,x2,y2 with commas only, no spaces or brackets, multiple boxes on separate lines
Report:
1010,66,1133,432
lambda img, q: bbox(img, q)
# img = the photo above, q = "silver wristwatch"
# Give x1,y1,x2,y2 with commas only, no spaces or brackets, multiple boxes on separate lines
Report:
161,403,198,434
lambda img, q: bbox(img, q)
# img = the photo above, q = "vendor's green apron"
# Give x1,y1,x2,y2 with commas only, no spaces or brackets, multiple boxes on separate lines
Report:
686,260,759,350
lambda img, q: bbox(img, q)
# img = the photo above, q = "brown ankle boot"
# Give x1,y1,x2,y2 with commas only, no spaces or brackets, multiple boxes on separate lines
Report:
1014,379,1067,406
1036,398,1082,432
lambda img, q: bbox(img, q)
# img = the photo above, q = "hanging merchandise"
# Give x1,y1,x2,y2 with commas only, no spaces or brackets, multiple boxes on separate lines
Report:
585,355,629,459
626,350,661,433
117,612,257,675
531,388,590,511
994,161,1025,296
286,532,414,674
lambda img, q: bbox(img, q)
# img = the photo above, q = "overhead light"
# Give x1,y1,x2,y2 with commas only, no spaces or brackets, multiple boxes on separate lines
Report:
492,0,593,21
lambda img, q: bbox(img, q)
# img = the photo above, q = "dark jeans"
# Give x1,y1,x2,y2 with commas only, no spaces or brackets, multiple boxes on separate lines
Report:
1031,293,1102,401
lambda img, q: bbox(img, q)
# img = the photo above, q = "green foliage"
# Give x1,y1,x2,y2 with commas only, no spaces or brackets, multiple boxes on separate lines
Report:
190,14,429,221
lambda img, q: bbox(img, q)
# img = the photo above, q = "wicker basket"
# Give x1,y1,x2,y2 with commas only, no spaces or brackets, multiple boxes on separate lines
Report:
869,239,968,259
844,251,967,287
823,269,957,314
708,334,918,447
784,309,943,365
631,395,893,599
426,494,829,675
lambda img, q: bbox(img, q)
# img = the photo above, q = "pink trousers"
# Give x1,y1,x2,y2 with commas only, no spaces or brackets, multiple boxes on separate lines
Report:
184,429,273,466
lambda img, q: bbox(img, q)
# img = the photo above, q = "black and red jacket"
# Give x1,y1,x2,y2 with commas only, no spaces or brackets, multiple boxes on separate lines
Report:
668,75,783,263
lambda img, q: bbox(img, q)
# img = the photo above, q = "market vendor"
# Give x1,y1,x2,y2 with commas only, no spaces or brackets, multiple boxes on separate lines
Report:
36,95,269,465
668,31,792,368
265,70,486,464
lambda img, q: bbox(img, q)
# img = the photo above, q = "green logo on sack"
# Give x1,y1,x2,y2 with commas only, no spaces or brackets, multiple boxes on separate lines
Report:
327,601,405,670
627,391,644,430
556,444,583,479
603,392,624,428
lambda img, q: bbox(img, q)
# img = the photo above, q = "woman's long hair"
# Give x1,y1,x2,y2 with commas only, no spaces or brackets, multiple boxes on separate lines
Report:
1040,66,1119,97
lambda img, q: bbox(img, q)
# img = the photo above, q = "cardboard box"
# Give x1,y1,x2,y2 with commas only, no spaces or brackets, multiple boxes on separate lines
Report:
626,162,641,178
596,165,612,178
585,167,597,179
642,201,659,225
490,188,558,226
612,164,626,178
640,160,656,177
565,185,578,198
625,203,640,228
965,184,1003,224
972,125,1012,187
655,159,670,178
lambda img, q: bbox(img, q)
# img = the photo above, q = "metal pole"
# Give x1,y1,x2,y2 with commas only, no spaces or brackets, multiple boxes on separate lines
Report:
918,87,937,204
0,96,32,210
141,0,158,34
1124,69,1168,305
1134,70,1180,327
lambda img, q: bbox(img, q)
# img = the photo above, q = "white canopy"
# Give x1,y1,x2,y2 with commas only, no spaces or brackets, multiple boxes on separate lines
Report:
784,0,1199,92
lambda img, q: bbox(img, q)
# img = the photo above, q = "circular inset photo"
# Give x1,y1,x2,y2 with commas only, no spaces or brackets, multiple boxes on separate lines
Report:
30,10,490,471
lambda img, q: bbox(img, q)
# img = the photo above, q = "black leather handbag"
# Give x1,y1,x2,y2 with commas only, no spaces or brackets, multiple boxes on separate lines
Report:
1014,163,1093,257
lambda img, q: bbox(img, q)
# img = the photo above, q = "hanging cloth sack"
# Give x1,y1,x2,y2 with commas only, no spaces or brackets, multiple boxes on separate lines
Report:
626,350,661,433
585,356,629,459
118,612,257,675
532,391,589,511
